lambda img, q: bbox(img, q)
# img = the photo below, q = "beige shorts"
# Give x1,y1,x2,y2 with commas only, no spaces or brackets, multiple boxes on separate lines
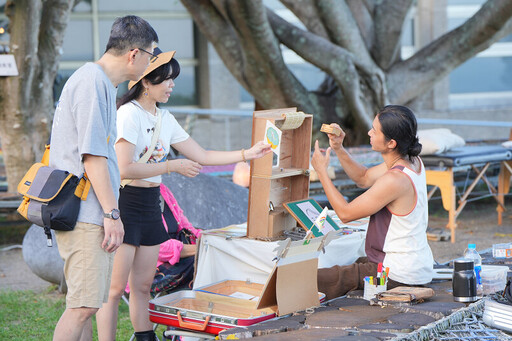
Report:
55,221,114,309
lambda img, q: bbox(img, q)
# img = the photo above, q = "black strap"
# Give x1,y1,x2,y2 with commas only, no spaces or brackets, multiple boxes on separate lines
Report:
162,201,179,239
44,226,53,247
504,279,512,305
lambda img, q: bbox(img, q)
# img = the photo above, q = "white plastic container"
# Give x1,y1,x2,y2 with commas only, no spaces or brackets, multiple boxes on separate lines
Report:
492,243,512,258
480,265,509,295
483,299,512,333
363,281,387,301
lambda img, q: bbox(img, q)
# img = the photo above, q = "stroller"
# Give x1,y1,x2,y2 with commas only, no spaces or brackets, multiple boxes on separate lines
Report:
150,183,201,295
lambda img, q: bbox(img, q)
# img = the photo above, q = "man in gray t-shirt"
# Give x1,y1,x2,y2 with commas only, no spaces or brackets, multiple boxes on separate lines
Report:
51,16,158,341
51,62,120,227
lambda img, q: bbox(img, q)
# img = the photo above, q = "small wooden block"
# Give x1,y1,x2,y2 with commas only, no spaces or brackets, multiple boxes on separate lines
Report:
320,124,341,136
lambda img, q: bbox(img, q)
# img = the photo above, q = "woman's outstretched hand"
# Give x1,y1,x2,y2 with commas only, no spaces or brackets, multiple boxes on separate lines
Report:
326,123,346,151
247,140,272,160
173,159,202,178
311,140,331,174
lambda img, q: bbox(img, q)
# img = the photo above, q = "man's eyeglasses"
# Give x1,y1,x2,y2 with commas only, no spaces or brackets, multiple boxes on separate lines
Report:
132,48,158,62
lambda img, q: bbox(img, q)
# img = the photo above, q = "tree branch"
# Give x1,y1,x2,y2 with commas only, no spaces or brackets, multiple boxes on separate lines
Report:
345,0,375,50
313,0,387,105
219,0,314,111
314,0,374,68
279,0,329,39
180,0,246,86
373,0,414,70
268,10,373,129
37,0,73,98
388,0,512,104
362,0,377,13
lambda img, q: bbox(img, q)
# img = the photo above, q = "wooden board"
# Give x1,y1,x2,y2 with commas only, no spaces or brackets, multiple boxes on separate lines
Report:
283,198,340,237
320,124,342,136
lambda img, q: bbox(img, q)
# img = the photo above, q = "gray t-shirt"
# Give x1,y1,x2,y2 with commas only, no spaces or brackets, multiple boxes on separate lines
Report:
49,62,120,226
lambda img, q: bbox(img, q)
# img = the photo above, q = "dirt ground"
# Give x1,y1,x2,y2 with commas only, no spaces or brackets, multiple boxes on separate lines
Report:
1,198,512,293
427,198,512,264
0,246,51,292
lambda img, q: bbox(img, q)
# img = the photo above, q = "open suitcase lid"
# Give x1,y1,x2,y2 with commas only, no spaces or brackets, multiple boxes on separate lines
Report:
256,233,334,315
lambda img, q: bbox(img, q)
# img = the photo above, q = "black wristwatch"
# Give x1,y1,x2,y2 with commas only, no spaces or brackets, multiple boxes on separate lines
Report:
103,208,120,220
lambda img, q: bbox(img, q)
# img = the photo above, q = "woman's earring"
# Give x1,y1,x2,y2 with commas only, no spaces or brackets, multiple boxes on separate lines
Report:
143,88,149,96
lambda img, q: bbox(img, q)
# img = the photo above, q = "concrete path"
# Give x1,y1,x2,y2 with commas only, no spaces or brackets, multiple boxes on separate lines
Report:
0,246,51,292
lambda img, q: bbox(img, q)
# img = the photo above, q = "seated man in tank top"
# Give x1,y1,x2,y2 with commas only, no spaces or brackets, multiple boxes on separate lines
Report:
311,105,434,299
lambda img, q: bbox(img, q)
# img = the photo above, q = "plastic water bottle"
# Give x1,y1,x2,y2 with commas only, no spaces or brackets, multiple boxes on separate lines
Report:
464,243,483,295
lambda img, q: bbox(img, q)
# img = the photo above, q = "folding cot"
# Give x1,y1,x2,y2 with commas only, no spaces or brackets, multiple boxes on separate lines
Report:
423,144,512,243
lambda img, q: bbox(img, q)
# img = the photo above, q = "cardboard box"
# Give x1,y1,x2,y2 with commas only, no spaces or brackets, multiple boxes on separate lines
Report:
255,236,329,315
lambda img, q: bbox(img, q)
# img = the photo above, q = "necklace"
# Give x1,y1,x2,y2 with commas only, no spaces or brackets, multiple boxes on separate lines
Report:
132,99,157,116
389,155,402,169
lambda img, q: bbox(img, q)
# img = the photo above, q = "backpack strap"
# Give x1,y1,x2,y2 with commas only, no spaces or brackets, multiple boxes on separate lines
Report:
43,141,90,201
41,144,50,166
120,107,163,188
74,174,91,201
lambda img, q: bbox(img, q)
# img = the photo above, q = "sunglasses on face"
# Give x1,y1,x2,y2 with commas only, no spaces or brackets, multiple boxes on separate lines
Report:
131,47,158,62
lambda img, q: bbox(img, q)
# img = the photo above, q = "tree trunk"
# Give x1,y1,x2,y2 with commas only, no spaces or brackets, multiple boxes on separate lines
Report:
0,0,73,192
183,0,512,145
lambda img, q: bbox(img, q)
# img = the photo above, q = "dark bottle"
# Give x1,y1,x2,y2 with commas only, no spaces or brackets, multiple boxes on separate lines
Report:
453,258,478,302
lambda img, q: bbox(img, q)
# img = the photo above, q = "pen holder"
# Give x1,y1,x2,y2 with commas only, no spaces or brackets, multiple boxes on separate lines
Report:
363,281,387,301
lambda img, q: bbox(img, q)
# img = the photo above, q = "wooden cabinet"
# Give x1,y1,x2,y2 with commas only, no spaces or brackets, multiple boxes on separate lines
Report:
247,108,313,238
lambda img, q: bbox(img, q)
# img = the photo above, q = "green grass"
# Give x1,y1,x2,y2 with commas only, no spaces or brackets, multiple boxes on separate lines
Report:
0,286,166,340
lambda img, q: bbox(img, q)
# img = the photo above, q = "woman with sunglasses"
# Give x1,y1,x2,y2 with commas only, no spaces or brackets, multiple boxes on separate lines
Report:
96,48,271,341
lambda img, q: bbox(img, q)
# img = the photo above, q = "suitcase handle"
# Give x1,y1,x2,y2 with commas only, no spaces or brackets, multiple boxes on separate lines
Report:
177,311,211,331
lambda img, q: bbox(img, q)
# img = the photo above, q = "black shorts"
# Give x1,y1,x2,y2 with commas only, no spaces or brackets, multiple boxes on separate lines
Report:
119,185,170,247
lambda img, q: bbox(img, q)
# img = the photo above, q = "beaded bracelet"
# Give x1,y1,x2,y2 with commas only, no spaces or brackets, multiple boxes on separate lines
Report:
241,149,246,163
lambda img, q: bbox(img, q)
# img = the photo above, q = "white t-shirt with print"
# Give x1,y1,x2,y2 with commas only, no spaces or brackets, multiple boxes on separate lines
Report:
116,100,189,184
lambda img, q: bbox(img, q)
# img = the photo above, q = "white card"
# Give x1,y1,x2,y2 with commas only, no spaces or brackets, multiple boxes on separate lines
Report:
265,120,282,167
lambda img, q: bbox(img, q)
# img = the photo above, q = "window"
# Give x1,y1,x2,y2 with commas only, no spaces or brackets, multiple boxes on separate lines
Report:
56,1,198,106
450,57,512,94
61,20,94,61
447,1,512,108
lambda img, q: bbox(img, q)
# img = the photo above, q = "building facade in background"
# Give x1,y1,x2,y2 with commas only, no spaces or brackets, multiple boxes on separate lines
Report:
0,0,510,145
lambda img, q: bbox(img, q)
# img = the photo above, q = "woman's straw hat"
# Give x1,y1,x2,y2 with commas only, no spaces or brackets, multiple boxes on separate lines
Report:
128,47,176,90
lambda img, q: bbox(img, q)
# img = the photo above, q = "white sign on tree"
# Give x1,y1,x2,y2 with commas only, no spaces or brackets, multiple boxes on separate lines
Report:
0,55,18,76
